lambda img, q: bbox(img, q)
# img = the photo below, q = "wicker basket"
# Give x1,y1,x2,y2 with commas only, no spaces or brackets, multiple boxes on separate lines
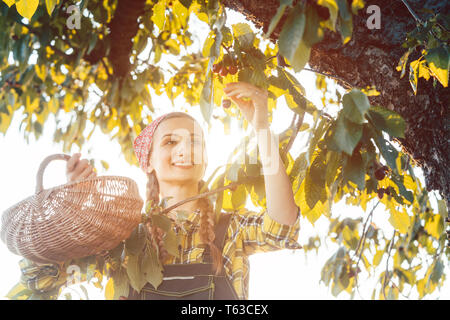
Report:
0,154,143,264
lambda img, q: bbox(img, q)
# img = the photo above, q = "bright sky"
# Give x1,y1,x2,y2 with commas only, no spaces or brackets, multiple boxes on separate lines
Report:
0,7,448,300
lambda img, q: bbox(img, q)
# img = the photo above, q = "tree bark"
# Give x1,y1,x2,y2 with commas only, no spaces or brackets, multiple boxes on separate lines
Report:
222,0,450,206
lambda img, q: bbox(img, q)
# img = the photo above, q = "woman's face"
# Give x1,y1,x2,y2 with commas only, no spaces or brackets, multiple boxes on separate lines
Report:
148,116,206,185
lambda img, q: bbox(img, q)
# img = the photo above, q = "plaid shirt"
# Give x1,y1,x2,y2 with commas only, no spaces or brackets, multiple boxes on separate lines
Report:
17,209,301,300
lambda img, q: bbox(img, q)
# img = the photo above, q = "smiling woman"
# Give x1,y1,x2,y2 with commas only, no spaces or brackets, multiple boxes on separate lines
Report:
15,81,302,300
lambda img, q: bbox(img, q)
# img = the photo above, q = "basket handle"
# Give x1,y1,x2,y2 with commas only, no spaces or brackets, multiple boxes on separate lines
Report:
35,154,71,194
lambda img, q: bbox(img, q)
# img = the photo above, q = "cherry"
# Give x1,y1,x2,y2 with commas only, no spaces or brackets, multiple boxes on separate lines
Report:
375,168,386,181
219,67,229,77
212,62,222,73
228,65,238,75
377,188,384,199
222,99,231,109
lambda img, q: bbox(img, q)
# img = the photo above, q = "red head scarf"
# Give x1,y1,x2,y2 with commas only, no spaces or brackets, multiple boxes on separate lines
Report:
133,114,171,173
133,112,200,173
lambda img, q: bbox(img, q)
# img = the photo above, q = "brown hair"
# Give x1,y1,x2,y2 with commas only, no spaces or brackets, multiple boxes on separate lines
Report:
145,113,222,274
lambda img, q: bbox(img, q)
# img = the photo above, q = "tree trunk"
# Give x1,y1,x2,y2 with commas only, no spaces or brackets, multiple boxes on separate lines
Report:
222,0,450,206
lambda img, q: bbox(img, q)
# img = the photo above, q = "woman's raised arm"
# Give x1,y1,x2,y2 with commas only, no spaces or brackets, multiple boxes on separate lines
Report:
224,82,299,226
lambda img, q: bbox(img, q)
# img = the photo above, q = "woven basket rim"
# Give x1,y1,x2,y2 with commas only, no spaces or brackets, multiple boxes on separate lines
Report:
37,174,140,191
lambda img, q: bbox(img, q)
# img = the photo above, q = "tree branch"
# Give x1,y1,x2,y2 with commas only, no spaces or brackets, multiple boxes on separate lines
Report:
383,231,397,300
160,181,241,215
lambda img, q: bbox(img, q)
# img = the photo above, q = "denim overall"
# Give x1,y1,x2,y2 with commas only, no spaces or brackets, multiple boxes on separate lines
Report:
128,213,239,300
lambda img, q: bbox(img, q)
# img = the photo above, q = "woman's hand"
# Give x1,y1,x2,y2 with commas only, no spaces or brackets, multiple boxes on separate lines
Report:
223,82,269,130
66,153,97,183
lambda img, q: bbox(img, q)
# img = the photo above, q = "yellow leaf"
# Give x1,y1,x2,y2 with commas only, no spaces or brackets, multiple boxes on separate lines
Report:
424,214,444,239
317,0,339,31
3,0,16,7
202,32,215,58
373,249,383,267
403,174,416,192
15,0,39,20
26,96,39,113
45,0,59,16
173,0,188,28
295,180,327,225
34,64,47,81
51,68,66,85
63,93,73,112
151,0,166,31
48,98,59,113
388,208,411,234
6,282,31,300
105,278,114,300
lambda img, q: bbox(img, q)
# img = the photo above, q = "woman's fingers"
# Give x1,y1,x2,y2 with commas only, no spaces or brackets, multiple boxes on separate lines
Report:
78,165,94,180
72,159,91,180
66,153,81,174
66,154,96,182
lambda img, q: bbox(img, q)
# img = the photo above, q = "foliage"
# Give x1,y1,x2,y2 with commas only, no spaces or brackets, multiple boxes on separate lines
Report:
396,10,450,94
1,0,448,300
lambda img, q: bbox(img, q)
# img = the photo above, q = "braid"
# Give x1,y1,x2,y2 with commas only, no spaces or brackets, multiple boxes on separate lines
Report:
198,181,222,275
145,171,169,261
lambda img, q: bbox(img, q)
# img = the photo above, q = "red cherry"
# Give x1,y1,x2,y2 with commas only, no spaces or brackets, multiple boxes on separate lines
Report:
219,67,228,77
222,99,231,109
377,188,384,199
228,65,238,75
375,168,386,181
212,63,222,73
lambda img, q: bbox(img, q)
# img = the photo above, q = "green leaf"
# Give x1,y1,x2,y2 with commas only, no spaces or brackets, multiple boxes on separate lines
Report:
278,5,306,63
304,168,322,209
367,106,406,138
265,0,293,39
343,151,366,190
15,0,39,20
126,254,147,292
125,224,147,255
232,23,255,49
151,214,173,233
142,245,163,290
337,0,351,21
199,73,213,123
430,260,444,284
388,209,411,234
424,46,449,87
329,112,363,155
303,3,324,47
372,134,398,173
342,89,371,124
291,40,311,72
437,199,448,218
163,229,180,258
391,173,414,203
339,15,353,44
325,151,341,187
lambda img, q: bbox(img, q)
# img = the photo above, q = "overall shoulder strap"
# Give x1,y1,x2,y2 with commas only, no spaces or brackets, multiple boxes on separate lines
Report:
213,212,233,251
203,212,233,263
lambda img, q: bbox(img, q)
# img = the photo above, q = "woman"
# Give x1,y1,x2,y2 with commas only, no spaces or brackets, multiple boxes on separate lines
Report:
18,81,301,300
